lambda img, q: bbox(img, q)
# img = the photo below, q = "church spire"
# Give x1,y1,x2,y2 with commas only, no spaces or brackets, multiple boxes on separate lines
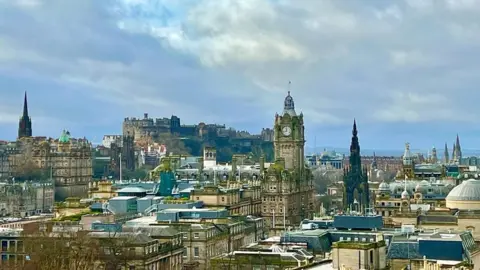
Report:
18,91,32,139
455,134,462,160
23,92,28,117
443,142,449,163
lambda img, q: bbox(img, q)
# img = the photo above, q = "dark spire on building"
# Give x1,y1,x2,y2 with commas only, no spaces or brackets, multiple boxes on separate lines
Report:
343,119,369,213
349,119,360,167
455,134,462,159
23,92,28,117
444,142,449,163
18,91,32,139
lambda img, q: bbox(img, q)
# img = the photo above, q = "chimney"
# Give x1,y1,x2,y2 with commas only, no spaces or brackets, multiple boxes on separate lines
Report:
144,113,148,119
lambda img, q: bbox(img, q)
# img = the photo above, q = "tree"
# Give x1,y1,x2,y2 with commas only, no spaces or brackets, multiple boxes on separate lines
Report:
312,167,343,194
12,159,49,182
22,230,100,270
122,168,148,180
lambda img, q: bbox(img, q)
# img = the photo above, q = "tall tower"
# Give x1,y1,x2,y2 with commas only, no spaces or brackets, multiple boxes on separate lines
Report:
455,134,462,162
343,120,369,212
122,132,135,171
273,91,305,170
402,142,414,179
18,92,32,139
443,143,449,164
431,146,438,164
261,86,314,235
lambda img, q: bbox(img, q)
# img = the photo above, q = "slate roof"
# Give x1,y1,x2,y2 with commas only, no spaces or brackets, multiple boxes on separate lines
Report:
387,242,422,259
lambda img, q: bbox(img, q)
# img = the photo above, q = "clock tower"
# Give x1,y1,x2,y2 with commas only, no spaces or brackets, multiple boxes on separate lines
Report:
274,91,305,170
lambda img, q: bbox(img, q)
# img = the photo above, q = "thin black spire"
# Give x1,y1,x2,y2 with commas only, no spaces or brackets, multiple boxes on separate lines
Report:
353,118,357,136
18,91,32,138
23,91,29,117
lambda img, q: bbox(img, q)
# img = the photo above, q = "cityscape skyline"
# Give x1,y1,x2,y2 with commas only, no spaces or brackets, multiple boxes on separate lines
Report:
2,1,480,150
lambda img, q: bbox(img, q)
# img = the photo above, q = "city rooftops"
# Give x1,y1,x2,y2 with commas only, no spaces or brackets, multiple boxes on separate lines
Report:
117,187,147,193
333,214,383,230
109,196,137,201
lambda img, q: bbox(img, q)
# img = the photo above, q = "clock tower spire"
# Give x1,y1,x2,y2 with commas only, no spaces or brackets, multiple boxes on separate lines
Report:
274,84,305,170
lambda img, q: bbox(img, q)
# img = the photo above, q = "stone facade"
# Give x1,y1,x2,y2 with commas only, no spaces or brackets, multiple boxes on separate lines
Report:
0,182,54,217
261,91,315,236
332,240,387,270
9,131,92,201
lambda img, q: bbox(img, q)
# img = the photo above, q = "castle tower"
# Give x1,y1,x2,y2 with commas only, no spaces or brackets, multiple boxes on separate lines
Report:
343,120,369,213
18,92,32,139
443,143,449,164
273,91,305,170
122,132,136,171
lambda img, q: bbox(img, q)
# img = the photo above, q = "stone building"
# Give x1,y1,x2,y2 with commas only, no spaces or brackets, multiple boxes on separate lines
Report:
4,94,93,201
9,130,92,201
375,180,452,217
261,91,315,236
0,182,54,217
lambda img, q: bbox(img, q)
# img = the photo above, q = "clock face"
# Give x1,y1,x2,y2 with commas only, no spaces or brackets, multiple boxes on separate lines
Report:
282,126,291,136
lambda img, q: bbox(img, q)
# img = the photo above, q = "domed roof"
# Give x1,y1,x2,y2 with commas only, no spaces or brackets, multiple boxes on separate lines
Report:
379,181,389,191
401,190,409,199
446,179,480,201
59,129,71,143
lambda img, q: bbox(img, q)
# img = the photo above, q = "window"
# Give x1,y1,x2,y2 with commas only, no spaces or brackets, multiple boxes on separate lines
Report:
183,249,187,257
194,247,199,257
339,237,344,241
194,233,199,238
347,237,351,241
370,250,374,264
221,197,225,202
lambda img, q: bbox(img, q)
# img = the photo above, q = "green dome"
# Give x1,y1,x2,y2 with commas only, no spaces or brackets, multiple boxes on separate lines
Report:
59,130,70,143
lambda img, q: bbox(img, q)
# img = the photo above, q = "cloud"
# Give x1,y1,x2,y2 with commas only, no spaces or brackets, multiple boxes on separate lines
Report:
1,0,480,149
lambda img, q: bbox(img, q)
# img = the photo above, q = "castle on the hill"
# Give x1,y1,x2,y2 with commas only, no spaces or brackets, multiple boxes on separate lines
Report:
123,113,274,142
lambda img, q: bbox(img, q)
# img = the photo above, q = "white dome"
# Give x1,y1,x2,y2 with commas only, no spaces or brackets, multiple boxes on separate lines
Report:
379,181,389,191
446,179,480,201
401,190,409,199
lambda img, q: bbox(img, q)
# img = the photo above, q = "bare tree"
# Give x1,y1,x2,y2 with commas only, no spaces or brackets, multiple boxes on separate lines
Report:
22,230,100,270
312,167,343,194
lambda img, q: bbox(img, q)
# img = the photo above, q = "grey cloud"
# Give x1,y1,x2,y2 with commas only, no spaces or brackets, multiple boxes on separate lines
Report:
2,0,480,148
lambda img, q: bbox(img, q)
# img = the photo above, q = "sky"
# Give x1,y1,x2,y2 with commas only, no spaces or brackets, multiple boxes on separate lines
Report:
1,0,480,151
